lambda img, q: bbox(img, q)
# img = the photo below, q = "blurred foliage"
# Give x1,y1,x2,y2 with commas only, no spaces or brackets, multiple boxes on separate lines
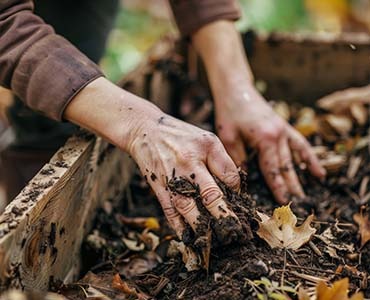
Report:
102,0,369,81
100,5,173,82
237,0,309,32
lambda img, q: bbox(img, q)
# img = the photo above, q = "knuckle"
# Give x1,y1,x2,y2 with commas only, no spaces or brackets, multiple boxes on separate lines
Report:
173,196,195,213
201,185,223,206
200,132,219,148
223,172,240,189
219,131,238,147
259,120,286,142
163,206,180,219
176,149,196,165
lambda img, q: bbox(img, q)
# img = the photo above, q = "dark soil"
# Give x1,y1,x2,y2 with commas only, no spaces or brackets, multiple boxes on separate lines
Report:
50,57,370,299
50,137,370,299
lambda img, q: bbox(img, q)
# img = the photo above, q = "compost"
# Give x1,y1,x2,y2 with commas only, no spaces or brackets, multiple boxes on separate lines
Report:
44,91,370,300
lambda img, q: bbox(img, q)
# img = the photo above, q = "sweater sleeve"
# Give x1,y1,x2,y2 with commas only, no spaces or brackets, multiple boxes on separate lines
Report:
168,0,241,37
0,0,104,121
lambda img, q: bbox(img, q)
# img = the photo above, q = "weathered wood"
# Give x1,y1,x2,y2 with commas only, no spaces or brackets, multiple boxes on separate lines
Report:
0,31,369,293
0,134,134,291
244,31,370,105
0,37,178,292
119,35,179,113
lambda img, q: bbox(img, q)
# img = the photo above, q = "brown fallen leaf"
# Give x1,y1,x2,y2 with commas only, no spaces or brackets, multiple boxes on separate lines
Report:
316,278,364,300
272,101,290,121
122,237,145,251
319,152,346,174
316,224,355,253
117,251,161,278
350,103,368,126
118,215,160,230
297,287,313,300
294,107,318,137
322,114,352,136
346,156,362,180
256,204,316,250
353,210,370,247
112,273,137,296
139,229,160,250
167,240,200,271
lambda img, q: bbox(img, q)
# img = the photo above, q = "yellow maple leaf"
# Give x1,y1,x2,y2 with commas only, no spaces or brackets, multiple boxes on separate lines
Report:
316,278,363,300
353,212,370,248
256,204,316,250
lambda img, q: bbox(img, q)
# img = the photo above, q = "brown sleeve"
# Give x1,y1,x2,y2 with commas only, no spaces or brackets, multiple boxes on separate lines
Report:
168,0,241,37
0,0,103,121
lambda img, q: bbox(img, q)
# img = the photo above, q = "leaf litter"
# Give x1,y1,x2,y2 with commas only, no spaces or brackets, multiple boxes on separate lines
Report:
15,64,370,299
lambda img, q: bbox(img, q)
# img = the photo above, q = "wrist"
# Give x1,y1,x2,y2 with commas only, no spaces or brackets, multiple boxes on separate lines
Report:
213,80,260,108
64,77,163,153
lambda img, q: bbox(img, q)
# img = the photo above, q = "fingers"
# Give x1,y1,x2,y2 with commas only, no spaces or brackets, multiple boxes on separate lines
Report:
207,139,241,192
171,194,200,231
154,186,187,238
223,136,246,168
288,127,326,178
258,143,289,204
278,138,305,197
218,127,246,167
193,165,236,219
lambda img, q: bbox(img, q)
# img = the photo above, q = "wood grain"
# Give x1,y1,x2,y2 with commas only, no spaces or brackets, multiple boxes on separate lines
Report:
0,135,134,290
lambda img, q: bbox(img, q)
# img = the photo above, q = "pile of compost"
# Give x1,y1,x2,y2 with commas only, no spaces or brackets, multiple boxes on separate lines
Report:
43,88,370,300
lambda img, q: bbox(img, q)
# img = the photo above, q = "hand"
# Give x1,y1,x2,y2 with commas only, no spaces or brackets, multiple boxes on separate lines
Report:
65,77,240,238
215,86,326,204
126,113,240,238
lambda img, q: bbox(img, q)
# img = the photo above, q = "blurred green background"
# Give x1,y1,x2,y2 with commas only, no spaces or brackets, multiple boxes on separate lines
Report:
101,0,370,82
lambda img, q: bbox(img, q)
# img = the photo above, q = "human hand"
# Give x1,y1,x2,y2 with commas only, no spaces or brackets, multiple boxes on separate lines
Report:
126,112,240,238
215,86,326,204
64,77,240,239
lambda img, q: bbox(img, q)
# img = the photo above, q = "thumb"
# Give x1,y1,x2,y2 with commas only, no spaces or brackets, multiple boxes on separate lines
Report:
218,129,246,167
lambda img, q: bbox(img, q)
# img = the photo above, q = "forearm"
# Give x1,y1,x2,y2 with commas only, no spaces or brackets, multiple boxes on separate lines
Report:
192,20,255,102
64,77,162,153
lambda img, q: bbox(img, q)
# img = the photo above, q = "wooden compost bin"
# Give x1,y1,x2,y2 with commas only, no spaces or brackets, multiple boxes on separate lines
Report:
0,31,369,292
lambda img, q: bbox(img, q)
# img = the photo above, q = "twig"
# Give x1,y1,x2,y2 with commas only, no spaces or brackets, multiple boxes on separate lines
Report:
230,261,253,278
309,241,322,257
286,264,336,274
286,249,300,266
281,249,287,287
289,271,328,283
297,218,354,227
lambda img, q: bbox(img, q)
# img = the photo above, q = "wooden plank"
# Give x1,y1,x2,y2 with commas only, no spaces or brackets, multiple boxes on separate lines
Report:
0,36,178,292
0,134,134,291
244,31,370,105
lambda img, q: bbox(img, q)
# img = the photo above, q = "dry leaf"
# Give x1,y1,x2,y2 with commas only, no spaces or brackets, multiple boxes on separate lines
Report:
319,152,346,174
316,278,364,300
139,230,160,250
298,287,312,300
167,240,200,271
350,103,367,126
323,115,352,136
353,211,370,247
118,215,160,230
294,107,318,137
256,204,316,250
117,251,161,278
325,246,340,259
316,225,355,253
346,156,362,179
122,237,145,251
112,273,136,295
273,101,290,121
